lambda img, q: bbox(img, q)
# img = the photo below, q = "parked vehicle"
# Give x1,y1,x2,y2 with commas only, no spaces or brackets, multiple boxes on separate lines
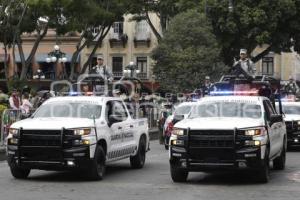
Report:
163,102,195,150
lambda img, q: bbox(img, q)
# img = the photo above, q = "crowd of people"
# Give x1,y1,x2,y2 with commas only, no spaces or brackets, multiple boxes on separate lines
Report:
0,87,51,117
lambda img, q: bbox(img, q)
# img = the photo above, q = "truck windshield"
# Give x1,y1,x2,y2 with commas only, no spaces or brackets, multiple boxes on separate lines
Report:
33,102,102,119
174,106,192,116
282,105,300,115
190,101,262,119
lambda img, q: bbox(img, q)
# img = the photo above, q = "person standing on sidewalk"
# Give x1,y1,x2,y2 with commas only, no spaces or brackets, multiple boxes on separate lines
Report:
9,89,21,110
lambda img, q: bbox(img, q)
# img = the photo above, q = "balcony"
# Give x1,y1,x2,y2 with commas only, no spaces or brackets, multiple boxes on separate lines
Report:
109,33,128,48
113,71,124,78
134,32,151,48
137,73,148,80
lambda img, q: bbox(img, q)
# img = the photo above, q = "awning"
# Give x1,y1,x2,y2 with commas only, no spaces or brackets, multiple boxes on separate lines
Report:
15,53,80,63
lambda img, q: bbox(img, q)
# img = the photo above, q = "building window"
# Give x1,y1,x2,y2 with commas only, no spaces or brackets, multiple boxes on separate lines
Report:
135,20,150,40
262,57,274,75
112,57,123,77
137,57,148,79
113,22,123,35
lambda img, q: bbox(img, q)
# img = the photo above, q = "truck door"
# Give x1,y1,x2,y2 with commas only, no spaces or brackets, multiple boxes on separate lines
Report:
263,100,281,157
105,101,125,160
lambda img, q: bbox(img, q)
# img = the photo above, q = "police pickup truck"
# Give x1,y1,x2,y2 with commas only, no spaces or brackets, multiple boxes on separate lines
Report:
6,96,149,180
278,101,300,148
169,96,287,183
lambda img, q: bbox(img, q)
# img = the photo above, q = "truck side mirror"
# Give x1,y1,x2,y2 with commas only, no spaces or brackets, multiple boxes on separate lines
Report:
270,114,283,124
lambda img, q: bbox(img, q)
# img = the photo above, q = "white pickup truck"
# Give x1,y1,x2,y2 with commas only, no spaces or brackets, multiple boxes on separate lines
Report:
6,96,149,180
277,101,300,148
169,96,287,183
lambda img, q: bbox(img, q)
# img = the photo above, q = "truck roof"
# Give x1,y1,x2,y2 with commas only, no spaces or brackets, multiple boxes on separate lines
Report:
199,95,267,103
44,96,122,104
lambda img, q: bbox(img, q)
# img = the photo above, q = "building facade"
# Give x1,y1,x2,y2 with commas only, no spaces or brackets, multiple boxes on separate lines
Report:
81,14,160,85
253,45,300,81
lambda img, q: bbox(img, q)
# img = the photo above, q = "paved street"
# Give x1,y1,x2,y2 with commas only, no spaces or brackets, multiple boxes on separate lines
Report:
0,142,300,200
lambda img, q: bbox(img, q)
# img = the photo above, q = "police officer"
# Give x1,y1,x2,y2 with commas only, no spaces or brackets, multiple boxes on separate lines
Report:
201,76,213,96
233,49,256,80
284,76,299,95
90,55,113,82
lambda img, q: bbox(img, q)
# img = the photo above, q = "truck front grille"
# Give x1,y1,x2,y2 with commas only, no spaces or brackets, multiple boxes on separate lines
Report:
20,130,63,147
189,130,234,148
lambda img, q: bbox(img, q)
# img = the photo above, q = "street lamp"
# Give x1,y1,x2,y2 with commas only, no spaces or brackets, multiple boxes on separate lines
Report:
33,69,45,80
46,44,68,79
123,61,140,78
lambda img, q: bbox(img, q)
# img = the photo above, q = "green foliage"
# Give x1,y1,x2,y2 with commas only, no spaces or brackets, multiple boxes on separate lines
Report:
7,78,27,93
152,9,227,92
128,0,200,39
207,0,299,65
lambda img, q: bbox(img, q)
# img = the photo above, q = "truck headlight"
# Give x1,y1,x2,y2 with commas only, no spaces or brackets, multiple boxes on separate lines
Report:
245,140,261,146
8,128,19,136
73,128,91,136
244,128,266,136
172,129,185,136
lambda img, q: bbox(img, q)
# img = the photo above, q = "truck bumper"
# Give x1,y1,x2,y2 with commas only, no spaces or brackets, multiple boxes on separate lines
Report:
7,144,93,171
170,145,263,171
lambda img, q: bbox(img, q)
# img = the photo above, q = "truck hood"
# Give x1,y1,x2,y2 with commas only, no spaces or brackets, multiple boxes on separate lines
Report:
175,117,264,130
10,117,95,130
284,114,300,122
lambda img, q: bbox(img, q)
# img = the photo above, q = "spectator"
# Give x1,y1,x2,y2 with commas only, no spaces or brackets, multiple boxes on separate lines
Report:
21,93,33,115
9,89,21,110
30,91,40,109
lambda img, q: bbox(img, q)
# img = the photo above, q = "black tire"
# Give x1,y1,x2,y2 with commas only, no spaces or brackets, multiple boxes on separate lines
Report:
170,160,188,182
10,166,30,179
257,147,270,183
273,141,286,170
7,156,30,179
164,137,169,150
130,137,146,169
88,146,106,180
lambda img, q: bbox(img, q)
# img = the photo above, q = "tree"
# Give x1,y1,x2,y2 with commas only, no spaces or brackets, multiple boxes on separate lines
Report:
207,0,299,66
0,0,55,80
0,0,15,80
58,0,130,80
128,0,199,41
152,9,227,92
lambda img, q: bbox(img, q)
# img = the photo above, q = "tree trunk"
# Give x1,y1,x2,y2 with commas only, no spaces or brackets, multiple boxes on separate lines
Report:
3,46,9,81
17,35,26,80
69,37,89,80
146,12,162,42
19,26,48,80
80,26,111,74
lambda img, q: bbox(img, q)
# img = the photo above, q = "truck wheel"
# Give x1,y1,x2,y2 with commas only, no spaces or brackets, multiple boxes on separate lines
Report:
10,166,30,179
164,137,169,150
7,156,30,179
88,146,106,180
130,137,146,169
257,147,270,183
170,160,188,182
273,142,286,170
